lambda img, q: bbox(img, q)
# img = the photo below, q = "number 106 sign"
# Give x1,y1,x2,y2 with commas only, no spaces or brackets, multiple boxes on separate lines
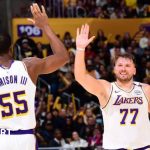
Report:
17,25,42,37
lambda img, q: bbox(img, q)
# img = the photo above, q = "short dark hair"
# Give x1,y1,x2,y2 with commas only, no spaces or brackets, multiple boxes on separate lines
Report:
114,53,136,66
0,34,11,55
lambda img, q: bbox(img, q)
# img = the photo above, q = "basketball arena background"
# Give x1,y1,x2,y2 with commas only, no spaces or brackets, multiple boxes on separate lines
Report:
0,0,150,150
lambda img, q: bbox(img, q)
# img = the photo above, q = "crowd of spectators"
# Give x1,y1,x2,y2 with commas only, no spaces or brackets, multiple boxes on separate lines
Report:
63,0,150,18
17,0,150,18
13,23,150,148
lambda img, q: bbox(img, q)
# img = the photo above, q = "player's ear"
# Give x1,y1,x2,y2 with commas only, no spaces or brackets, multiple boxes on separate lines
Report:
8,44,12,56
133,68,136,75
133,64,136,75
113,64,116,74
113,68,116,76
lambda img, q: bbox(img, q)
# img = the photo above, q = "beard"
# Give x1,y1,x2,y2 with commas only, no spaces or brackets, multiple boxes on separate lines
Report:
115,74,133,83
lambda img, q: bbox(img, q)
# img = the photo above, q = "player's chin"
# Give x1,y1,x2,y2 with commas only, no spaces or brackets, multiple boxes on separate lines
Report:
117,76,132,82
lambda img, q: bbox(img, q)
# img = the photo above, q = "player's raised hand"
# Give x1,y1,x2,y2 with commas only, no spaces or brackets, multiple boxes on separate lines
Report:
27,3,49,29
76,24,95,50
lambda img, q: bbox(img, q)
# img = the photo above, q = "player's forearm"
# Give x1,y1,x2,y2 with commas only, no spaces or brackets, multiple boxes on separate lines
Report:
42,24,69,61
74,50,87,82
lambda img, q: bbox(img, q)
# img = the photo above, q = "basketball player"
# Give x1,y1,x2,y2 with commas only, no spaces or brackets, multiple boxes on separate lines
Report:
0,3,69,150
74,24,150,149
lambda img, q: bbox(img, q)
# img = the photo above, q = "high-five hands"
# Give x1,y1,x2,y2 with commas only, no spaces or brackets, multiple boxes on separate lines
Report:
76,24,95,50
27,3,49,29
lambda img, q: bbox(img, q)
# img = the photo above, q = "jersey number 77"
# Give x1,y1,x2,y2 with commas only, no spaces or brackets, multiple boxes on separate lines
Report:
120,108,138,125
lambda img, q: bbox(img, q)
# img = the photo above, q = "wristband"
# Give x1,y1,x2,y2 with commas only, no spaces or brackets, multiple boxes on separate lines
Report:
77,48,85,51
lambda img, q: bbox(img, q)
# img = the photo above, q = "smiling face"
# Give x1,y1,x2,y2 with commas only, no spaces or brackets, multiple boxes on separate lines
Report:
72,132,80,140
114,56,136,83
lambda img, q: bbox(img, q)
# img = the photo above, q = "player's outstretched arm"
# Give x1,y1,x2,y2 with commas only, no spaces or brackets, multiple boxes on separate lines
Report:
74,24,110,105
26,3,69,75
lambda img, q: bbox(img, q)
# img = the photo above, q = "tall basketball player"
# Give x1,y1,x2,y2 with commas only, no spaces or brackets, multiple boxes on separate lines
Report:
0,3,69,150
74,24,150,149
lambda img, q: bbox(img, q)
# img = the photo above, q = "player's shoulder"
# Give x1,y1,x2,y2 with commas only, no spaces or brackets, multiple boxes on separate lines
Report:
133,81,148,88
136,82,150,97
22,57,40,63
22,57,44,76
135,81,150,88
141,83,150,102
141,83,150,90
97,79,112,91
22,57,43,67
98,79,111,86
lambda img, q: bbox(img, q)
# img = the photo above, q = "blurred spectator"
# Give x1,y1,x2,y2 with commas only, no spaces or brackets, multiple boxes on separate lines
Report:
96,0,107,7
52,108,67,133
14,31,37,59
65,0,76,17
98,64,111,80
52,0,64,17
49,129,66,147
83,108,96,125
45,112,53,122
20,39,35,57
66,102,76,117
125,6,137,18
86,0,97,17
36,42,48,58
136,3,148,17
86,58,100,79
122,32,132,50
39,120,54,145
76,0,86,17
109,41,126,62
139,31,150,53
85,44,96,59
63,31,75,49
59,49,75,73
85,116,97,139
93,29,107,52
130,40,139,55
36,99,47,123
74,115,86,138
94,6,105,18
103,0,116,17
35,119,47,147
64,117,75,138
70,131,88,148
88,128,103,147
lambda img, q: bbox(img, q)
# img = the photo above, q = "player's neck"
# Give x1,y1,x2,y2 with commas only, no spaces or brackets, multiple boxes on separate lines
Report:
116,80,134,91
0,55,13,68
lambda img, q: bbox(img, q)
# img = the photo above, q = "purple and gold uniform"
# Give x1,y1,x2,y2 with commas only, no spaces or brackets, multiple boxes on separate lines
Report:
0,61,36,150
101,82,150,149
